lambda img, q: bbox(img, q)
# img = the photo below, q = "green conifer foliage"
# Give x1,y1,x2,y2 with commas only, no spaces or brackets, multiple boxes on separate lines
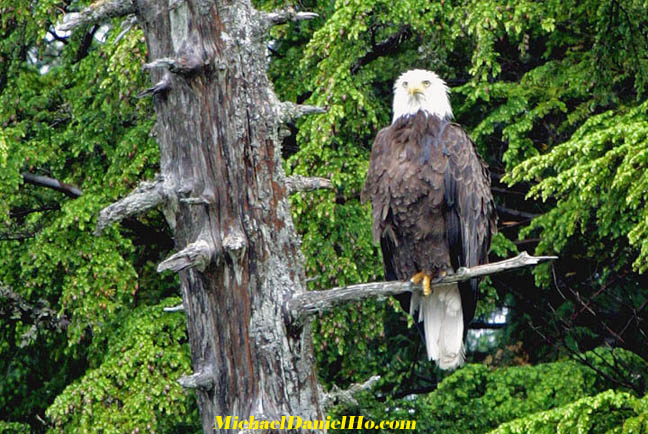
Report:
330,348,648,433
1,0,647,430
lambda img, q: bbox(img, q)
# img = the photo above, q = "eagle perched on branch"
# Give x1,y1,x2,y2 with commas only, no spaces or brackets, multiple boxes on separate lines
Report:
362,69,497,370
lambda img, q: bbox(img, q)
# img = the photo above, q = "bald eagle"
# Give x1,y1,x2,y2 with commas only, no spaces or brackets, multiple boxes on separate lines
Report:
362,70,497,370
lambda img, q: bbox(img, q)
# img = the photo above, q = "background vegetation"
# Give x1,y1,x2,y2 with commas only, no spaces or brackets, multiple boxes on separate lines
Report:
0,0,646,432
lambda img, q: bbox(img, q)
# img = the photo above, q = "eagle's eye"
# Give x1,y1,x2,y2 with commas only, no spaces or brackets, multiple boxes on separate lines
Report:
422,80,431,87
402,81,408,88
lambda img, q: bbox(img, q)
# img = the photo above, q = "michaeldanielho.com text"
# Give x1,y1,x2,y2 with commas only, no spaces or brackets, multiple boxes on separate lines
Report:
214,415,416,430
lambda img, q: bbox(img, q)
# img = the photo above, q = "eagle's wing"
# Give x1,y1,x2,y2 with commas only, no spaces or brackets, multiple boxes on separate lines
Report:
361,127,392,242
442,123,497,323
362,126,412,312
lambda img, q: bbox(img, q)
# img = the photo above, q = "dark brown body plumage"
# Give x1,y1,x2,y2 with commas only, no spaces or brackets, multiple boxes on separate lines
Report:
362,111,497,326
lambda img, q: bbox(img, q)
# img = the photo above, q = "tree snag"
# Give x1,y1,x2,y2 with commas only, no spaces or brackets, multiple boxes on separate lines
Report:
62,0,325,432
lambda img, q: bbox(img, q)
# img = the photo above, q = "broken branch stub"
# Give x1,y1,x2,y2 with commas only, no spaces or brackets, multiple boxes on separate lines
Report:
157,239,214,273
263,8,319,27
321,375,381,409
279,102,328,123
285,176,333,194
143,55,206,75
178,369,214,391
95,176,167,235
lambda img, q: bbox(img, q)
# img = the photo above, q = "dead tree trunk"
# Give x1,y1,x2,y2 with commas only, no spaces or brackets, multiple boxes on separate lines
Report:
133,2,325,432
62,0,327,432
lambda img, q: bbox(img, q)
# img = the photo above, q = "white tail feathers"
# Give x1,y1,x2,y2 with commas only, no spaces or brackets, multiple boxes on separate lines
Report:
410,283,465,370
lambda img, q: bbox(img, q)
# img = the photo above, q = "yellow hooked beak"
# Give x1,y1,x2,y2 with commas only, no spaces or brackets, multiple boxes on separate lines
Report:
408,86,424,96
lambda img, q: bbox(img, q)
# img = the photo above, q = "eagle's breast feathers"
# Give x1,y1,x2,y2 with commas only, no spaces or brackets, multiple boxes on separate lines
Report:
362,111,495,276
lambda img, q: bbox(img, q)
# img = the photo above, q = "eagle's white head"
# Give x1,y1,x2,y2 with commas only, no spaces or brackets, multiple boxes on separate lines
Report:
392,69,453,123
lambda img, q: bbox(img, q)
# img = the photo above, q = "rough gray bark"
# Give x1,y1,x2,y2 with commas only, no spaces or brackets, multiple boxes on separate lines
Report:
134,1,325,432
321,375,381,409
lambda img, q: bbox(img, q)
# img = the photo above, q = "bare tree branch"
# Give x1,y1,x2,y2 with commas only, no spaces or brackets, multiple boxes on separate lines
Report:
47,28,69,43
321,375,381,409
10,205,61,219
56,0,135,33
75,24,99,63
95,176,167,235
279,102,328,122
22,173,82,198
566,346,643,395
285,175,333,194
0,286,69,345
289,252,557,320
491,186,528,196
351,26,412,74
262,8,318,27
114,14,138,44
469,321,507,329
496,205,541,220
178,368,215,390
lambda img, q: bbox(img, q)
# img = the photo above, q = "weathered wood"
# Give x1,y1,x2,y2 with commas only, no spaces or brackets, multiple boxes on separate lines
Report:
55,0,134,32
58,1,553,433
178,369,215,390
137,74,171,98
289,252,557,320
86,1,326,432
114,15,138,44
94,176,166,235
158,239,214,273
285,175,333,194
263,9,319,27
321,375,381,409
143,55,206,75
279,102,328,122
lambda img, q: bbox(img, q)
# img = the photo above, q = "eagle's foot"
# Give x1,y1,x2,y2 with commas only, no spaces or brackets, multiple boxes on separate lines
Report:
410,271,432,296
430,267,454,284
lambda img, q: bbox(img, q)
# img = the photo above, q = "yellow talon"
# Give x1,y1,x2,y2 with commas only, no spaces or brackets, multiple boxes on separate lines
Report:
411,271,426,285
411,271,433,296
423,274,431,296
